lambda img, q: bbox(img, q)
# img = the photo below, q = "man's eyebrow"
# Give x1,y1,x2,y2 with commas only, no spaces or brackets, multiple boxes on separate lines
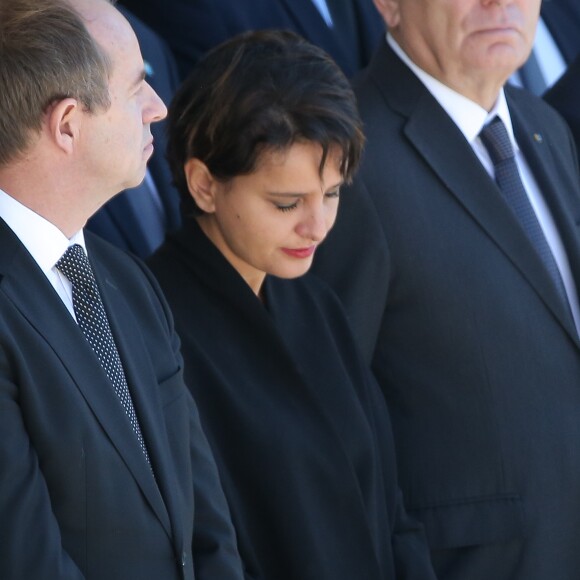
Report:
129,68,147,90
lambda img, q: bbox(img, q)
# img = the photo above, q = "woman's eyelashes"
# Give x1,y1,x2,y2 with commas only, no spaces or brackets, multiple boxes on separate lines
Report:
275,200,299,212
273,188,340,212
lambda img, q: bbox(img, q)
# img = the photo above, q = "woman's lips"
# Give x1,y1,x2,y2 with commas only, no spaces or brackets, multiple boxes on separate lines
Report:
281,246,316,259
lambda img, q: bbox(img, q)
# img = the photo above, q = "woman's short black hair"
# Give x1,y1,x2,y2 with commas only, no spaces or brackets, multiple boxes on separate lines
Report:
166,29,364,215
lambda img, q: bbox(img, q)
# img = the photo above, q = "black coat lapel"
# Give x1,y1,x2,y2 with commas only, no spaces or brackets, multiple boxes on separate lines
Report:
168,218,282,335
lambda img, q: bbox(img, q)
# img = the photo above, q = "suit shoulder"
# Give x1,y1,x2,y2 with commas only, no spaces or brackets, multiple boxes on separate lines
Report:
506,85,570,131
352,66,386,112
85,230,162,297
85,230,142,271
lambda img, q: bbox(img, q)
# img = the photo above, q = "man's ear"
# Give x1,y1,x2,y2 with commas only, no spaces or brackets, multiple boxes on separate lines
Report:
184,158,218,213
373,0,400,28
47,98,80,154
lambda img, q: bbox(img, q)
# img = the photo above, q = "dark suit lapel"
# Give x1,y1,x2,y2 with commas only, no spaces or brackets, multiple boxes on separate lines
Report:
278,0,332,41
508,92,580,265
352,0,385,63
0,223,173,540
541,1,580,63
90,258,182,545
370,44,579,345
148,150,181,232
149,123,181,232
509,97,580,333
278,0,357,74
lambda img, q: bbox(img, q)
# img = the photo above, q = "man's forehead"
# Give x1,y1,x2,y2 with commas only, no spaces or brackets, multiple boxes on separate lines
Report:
70,0,125,46
67,0,109,24
77,2,141,76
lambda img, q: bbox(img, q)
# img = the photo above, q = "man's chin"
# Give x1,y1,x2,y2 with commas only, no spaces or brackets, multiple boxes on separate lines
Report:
124,169,148,192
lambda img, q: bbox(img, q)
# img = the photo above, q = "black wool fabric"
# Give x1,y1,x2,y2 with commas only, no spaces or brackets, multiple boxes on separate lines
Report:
148,217,435,580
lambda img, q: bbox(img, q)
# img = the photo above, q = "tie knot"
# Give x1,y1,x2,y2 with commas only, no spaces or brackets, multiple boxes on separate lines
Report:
56,244,96,288
480,116,515,165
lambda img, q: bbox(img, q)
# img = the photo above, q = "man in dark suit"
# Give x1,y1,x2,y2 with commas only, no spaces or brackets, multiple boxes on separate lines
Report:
544,54,580,165
312,0,580,578
119,0,384,78
513,0,580,95
86,7,181,258
541,0,580,64
0,0,244,578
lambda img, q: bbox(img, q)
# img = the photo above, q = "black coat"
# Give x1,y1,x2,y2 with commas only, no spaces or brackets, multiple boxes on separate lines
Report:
148,218,436,580
312,40,580,580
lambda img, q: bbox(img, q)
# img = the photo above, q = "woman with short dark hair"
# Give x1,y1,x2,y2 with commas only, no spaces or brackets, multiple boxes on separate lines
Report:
149,30,435,580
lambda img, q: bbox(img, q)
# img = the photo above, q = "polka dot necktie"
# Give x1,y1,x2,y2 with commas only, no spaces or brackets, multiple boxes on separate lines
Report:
56,244,151,466
480,117,572,315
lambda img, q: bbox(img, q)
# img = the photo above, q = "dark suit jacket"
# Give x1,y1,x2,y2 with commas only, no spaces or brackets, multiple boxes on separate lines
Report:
312,40,580,580
544,54,580,167
148,217,436,580
0,221,243,579
86,7,181,259
119,0,384,79
541,0,580,63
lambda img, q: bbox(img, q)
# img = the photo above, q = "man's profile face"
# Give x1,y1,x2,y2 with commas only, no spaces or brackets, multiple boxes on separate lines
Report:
385,0,541,102
79,1,167,198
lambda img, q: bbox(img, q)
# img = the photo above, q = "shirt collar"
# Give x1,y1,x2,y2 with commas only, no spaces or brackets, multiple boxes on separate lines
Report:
386,33,520,153
0,187,86,275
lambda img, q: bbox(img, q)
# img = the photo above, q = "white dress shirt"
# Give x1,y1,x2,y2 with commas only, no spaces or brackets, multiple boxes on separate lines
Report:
0,187,85,319
388,34,580,334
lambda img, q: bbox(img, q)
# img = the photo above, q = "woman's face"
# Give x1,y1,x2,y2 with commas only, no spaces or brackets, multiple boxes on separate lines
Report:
197,141,343,295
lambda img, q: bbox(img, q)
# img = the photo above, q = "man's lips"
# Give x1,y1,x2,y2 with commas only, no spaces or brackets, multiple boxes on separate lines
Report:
472,24,520,37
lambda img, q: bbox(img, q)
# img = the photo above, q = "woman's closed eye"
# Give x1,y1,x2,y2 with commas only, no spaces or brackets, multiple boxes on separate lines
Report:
272,186,340,212
274,199,300,212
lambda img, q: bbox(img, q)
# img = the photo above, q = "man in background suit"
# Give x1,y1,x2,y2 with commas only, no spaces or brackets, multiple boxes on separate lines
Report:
513,0,580,94
541,0,580,64
0,0,244,578
86,6,181,258
119,0,384,78
544,54,580,167
312,0,580,578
